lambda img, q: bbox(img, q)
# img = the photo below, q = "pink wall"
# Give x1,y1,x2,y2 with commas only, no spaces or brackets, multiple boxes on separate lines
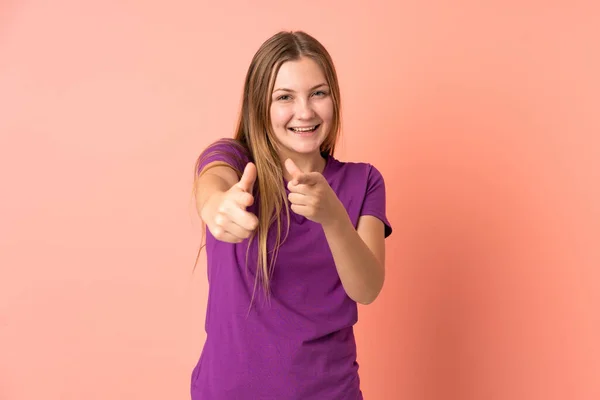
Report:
1,1,598,399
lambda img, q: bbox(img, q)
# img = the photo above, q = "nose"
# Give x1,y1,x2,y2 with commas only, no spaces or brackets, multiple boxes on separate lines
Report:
295,99,315,120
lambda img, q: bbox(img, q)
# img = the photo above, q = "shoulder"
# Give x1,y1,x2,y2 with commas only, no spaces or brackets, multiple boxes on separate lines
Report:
196,138,252,176
326,155,386,188
200,138,250,160
327,155,392,237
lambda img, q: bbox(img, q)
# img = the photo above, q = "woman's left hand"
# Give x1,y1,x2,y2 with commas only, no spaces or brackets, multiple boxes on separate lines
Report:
284,158,347,226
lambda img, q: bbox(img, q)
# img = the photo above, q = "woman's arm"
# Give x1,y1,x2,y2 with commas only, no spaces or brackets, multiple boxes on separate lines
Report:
321,213,386,305
195,162,258,243
195,163,239,217
284,158,387,305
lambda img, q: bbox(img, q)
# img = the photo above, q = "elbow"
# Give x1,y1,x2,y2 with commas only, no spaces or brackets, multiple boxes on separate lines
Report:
345,260,385,305
356,297,376,306
354,277,384,306
355,289,381,305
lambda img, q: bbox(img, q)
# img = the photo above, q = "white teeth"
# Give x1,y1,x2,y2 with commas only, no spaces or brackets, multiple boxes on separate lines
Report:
291,125,317,132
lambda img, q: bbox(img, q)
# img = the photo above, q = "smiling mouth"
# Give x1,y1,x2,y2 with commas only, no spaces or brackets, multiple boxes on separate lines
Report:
288,124,320,133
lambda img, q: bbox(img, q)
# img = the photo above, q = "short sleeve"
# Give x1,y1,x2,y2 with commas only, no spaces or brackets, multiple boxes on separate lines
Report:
359,164,392,238
196,138,252,178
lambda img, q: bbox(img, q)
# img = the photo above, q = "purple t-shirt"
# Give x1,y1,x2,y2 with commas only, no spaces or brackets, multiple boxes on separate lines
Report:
191,139,392,400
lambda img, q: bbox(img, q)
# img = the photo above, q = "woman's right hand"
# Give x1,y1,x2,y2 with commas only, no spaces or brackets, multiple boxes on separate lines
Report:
201,163,259,243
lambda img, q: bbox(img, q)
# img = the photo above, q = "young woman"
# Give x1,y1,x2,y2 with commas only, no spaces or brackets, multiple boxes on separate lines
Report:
191,30,392,400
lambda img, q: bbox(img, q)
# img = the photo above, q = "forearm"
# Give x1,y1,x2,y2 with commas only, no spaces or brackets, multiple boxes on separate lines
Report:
195,172,232,220
321,213,385,305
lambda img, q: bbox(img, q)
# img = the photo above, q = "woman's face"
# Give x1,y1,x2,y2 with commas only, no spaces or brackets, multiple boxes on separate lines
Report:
269,56,334,159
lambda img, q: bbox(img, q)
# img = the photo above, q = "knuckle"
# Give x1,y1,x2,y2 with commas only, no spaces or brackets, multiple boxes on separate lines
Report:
214,213,225,226
218,202,228,213
212,226,223,237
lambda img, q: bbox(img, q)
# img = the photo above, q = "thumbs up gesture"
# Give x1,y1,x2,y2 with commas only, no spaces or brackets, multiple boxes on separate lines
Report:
205,162,259,243
285,158,345,226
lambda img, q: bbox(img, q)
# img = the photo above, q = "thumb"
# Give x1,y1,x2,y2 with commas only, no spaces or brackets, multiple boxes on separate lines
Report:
236,162,257,193
284,158,303,183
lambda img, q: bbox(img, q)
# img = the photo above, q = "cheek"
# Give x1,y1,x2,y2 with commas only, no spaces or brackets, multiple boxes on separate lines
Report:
270,105,292,128
316,100,334,123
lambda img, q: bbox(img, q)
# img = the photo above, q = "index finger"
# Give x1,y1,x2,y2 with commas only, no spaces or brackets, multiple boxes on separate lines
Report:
294,172,320,186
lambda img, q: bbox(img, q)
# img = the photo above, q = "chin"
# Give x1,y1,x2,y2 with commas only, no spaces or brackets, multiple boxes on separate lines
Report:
284,140,324,156
274,128,328,157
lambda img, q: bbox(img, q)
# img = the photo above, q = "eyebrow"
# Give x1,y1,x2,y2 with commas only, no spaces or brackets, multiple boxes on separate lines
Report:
273,83,328,93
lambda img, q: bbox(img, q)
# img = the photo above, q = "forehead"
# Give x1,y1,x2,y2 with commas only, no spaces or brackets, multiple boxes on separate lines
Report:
273,57,327,89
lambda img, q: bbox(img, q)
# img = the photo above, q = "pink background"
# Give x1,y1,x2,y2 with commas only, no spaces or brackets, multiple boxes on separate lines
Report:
1,1,598,399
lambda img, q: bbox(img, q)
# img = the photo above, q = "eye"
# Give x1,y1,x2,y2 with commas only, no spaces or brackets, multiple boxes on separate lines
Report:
312,90,328,97
276,94,292,101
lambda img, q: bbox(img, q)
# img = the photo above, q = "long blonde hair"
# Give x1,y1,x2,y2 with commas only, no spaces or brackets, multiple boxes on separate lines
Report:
193,31,342,302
